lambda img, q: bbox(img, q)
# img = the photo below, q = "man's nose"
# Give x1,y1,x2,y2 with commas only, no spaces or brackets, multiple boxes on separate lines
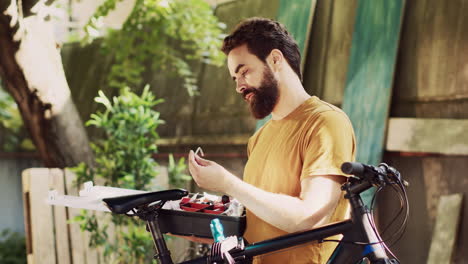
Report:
236,81,246,94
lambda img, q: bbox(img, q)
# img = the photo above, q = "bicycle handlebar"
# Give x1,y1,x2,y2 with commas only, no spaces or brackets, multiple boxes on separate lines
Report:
341,162,406,191
342,162,401,179
341,162,366,175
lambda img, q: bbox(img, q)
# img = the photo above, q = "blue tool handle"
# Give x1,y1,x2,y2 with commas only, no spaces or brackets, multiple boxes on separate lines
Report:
210,218,226,242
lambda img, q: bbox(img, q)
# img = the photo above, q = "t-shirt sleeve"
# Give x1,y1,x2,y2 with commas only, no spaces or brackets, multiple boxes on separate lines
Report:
247,138,252,158
300,110,356,180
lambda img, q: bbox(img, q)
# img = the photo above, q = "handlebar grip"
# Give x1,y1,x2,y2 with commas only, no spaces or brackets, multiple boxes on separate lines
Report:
341,162,365,176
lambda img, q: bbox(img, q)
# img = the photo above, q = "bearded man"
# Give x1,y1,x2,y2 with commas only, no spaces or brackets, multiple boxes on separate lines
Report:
188,17,356,264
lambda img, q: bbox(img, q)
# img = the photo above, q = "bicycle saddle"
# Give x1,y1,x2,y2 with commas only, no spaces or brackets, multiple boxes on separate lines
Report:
103,189,188,214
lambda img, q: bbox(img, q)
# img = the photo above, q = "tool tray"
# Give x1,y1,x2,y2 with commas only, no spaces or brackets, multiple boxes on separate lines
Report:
158,209,246,238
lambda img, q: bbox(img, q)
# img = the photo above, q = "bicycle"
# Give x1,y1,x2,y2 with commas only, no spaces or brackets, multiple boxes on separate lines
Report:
103,162,409,264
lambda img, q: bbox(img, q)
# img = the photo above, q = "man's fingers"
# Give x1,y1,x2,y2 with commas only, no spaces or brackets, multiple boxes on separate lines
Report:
194,154,211,166
188,150,202,187
190,149,212,167
189,150,196,164
188,151,197,175
189,150,204,166
188,150,199,169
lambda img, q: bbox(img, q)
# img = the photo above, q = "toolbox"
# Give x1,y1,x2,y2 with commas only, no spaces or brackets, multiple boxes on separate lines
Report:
158,209,246,238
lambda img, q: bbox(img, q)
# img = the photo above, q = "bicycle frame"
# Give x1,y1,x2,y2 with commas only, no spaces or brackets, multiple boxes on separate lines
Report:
103,162,405,264
142,179,398,264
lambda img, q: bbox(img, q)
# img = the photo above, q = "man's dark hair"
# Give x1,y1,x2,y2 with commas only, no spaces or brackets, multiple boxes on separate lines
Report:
221,17,302,81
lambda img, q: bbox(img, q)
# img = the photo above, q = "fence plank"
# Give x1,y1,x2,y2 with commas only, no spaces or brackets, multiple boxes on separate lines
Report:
22,169,33,264
277,0,317,67
427,193,463,264
386,118,468,155
316,0,358,105
84,232,100,264
24,168,57,264
50,169,72,264
64,169,88,264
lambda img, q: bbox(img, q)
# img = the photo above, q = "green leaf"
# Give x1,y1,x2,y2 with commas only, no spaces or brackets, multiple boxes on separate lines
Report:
95,90,114,111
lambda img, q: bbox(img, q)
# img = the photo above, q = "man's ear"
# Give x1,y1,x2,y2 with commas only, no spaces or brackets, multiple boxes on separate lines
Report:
267,49,284,72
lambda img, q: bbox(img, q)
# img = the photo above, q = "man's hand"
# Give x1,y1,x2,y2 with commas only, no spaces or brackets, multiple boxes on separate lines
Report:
188,150,234,193
188,151,345,233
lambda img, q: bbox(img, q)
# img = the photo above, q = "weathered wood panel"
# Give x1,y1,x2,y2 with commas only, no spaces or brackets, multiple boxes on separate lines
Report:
50,169,72,264
341,0,405,166
379,155,468,264
277,0,317,67
386,118,468,155
392,100,468,120
378,155,431,263
22,170,33,264
303,0,357,105
21,168,105,264
23,168,57,264
64,169,89,264
427,193,463,264
382,2,468,261
391,0,468,118
61,41,115,140
393,0,468,102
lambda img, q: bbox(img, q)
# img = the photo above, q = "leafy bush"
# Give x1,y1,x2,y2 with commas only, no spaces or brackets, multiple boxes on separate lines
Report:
168,154,191,188
72,86,190,263
0,229,26,264
0,85,34,151
79,86,165,190
83,0,226,95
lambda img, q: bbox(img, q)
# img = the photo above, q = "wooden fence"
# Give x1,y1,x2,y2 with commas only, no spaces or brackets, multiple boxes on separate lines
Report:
22,168,190,264
23,168,101,264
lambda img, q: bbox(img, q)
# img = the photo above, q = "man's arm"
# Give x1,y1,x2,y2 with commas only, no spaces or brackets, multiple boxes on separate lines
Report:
188,151,346,233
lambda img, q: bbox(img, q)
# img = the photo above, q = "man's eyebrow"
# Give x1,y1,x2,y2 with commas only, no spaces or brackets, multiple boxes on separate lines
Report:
235,64,245,74
232,64,245,81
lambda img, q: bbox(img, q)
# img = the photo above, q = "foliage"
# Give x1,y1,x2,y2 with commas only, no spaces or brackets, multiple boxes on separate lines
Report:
114,222,154,263
0,229,26,264
0,84,34,152
83,0,226,96
168,154,191,188
71,87,191,263
73,211,109,248
86,86,164,189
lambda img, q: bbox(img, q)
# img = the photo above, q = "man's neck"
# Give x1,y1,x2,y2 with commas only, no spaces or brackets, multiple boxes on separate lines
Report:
271,78,311,120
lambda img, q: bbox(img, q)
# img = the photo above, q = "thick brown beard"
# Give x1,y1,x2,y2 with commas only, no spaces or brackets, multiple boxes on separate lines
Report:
247,66,279,119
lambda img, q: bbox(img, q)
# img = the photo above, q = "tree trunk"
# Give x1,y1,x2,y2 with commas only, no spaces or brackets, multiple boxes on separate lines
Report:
0,5,93,168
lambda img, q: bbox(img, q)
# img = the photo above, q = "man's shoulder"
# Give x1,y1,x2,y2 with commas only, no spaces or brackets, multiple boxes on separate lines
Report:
300,97,349,122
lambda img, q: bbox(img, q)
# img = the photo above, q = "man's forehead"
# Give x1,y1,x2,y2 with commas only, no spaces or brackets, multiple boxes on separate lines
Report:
227,44,257,74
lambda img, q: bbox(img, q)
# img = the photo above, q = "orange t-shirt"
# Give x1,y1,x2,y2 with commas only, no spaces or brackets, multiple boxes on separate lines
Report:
243,96,356,264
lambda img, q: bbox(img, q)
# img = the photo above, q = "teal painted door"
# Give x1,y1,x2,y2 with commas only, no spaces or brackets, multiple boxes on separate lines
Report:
342,0,406,202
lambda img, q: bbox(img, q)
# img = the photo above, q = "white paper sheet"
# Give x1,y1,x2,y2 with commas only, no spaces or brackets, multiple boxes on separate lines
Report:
46,181,148,212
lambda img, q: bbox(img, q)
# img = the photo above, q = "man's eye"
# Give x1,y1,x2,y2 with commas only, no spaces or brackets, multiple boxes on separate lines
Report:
242,70,248,77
